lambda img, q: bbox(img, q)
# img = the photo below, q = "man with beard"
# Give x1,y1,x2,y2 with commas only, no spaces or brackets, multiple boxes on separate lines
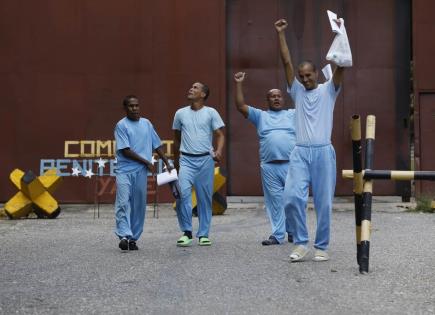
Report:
234,72,296,245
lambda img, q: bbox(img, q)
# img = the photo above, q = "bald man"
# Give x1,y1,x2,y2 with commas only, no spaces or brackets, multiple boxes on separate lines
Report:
234,72,296,245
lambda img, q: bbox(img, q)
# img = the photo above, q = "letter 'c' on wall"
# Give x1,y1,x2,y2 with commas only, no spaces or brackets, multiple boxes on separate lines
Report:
64,141,79,158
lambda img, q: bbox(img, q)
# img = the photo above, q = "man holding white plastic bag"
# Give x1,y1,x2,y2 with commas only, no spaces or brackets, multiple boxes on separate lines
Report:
275,12,351,262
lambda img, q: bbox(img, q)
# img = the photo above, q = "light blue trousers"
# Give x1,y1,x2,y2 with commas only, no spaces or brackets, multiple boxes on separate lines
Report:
176,155,214,238
114,167,148,241
283,144,336,250
260,161,292,243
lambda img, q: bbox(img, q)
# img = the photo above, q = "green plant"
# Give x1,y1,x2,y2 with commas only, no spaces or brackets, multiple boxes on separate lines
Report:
410,195,435,213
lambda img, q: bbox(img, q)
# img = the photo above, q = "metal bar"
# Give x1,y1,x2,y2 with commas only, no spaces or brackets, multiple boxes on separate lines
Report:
342,170,435,181
360,115,376,274
351,115,363,267
366,170,435,181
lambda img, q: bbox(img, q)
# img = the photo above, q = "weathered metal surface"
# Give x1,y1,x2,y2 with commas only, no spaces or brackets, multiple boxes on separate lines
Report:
226,0,411,196
0,0,226,202
413,0,435,196
417,94,435,194
0,0,414,201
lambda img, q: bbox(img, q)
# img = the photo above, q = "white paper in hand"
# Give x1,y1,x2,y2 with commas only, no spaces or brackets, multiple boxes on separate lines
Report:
157,169,178,186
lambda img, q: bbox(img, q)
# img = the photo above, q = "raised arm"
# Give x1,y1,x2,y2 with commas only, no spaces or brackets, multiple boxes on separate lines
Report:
332,66,344,90
234,72,249,118
212,128,225,163
275,19,294,87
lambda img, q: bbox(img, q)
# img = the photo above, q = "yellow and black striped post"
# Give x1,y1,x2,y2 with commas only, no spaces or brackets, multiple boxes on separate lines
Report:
343,113,435,274
351,115,363,266
360,115,376,274
342,170,435,181
364,170,435,181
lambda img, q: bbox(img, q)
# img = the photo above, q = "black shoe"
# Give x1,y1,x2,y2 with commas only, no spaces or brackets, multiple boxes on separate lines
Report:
288,234,293,243
262,235,280,246
128,240,138,250
119,238,129,250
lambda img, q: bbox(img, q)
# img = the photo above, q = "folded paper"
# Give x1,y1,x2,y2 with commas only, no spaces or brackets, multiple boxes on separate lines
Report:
157,169,178,186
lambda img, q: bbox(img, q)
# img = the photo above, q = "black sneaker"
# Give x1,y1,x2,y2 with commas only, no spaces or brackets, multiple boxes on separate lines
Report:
128,240,138,250
288,234,293,243
262,235,280,246
119,238,129,250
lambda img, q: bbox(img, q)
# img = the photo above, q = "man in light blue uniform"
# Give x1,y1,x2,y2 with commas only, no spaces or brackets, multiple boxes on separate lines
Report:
114,95,172,251
173,82,225,247
234,71,296,245
276,19,345,261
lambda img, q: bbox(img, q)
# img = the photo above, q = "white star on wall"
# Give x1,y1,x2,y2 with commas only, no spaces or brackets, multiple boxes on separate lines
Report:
71,167,81,176
84,169,94,178
96,157,107,168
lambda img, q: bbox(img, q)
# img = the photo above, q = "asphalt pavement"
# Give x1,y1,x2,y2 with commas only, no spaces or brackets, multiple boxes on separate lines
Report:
0,198,434,314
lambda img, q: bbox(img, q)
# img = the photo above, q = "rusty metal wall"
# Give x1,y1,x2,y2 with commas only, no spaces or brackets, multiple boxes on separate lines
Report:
0,0,413,202
226,0,411,196
0,0,226,203
413,0,435,195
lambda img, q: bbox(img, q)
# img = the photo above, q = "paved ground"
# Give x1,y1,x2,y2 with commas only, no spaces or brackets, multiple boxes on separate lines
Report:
0,199,434,315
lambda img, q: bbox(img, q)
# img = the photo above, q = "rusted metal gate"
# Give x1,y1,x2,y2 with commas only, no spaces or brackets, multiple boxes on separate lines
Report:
413,0,435,196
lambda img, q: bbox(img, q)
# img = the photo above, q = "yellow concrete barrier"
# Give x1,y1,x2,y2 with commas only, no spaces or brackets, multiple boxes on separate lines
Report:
4,169,62,219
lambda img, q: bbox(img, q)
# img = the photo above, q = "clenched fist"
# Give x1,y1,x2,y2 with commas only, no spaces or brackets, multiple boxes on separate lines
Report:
234,72,246,83
275,19,288,32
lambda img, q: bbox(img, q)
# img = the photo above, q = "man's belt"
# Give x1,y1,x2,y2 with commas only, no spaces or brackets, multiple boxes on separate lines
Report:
181,151,210,157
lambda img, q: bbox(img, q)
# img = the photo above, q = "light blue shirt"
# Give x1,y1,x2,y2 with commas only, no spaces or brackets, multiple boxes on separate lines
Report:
287,78,341,145
247,106,296,163
172,106,225,154
114,117,161,174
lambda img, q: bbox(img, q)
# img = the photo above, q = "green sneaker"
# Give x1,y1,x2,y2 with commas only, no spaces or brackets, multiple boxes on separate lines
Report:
198,237,212,246
177,235,192,247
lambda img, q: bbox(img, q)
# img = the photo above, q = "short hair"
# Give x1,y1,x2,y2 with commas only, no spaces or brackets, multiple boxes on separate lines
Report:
199,82,210,100
298,60,317,72
123,95,138,107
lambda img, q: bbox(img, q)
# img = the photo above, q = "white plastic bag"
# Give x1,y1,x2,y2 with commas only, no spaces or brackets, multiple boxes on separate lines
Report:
326,11,352,67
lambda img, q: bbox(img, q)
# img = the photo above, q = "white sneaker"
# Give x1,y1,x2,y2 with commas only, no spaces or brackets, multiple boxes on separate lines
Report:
312,249,329,262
